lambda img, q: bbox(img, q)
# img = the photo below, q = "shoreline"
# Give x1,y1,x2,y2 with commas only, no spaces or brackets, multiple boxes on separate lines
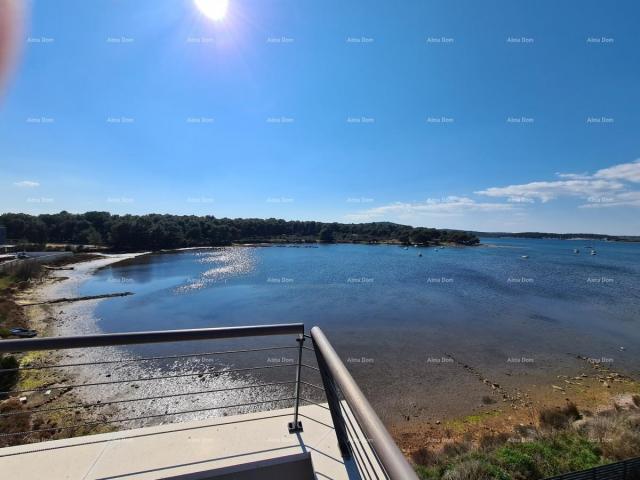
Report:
391,358,640,455
7,250,640,458
20,253,147,338
0,253,148,446
6,252,287,444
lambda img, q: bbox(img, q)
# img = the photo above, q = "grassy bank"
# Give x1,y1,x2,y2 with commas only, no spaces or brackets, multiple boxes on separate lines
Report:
414,396,640,479
0,260,44,337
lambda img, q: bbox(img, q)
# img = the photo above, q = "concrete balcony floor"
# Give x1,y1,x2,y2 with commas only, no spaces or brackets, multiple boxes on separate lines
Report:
0,403,381,479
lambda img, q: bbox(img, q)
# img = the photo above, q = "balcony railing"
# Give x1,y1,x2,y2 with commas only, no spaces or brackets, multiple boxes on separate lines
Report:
545,457,640,480
0,323,418,479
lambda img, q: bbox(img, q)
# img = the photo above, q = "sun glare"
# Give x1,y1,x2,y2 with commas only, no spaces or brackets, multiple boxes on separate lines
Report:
194,0,229,21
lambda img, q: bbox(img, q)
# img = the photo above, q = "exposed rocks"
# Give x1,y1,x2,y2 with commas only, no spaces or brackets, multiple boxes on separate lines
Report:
612,393,639,411
21,292,134,306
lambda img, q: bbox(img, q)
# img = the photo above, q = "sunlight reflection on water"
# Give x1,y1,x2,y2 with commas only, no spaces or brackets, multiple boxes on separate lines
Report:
175,248,256,293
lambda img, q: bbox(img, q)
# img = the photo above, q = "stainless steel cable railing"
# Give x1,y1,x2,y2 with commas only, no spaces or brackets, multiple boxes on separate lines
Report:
0,324,306,442
311,326,419,480
0,323,418,479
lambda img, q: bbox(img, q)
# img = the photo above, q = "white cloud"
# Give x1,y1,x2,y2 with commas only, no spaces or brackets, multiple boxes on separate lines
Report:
345,196,515,222
476,179,624,203
507,196,535,203
555,172,590,180
13,180,40,188
580,191,640,208
594,159,640,183
477,160,640,207
346,159,640,226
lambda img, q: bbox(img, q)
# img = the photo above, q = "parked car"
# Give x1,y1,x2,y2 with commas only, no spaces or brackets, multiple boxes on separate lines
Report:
9,328,38,338
16,252,29,259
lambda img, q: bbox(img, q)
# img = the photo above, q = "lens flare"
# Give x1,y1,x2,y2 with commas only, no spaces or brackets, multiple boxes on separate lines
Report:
194,0,229,21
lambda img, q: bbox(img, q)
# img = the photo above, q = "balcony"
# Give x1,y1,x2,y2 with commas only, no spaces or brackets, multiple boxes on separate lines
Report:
0,324,417,479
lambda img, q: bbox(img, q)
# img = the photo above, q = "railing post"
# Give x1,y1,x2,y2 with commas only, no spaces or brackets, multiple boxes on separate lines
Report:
288,334,304,433
314,344,351,458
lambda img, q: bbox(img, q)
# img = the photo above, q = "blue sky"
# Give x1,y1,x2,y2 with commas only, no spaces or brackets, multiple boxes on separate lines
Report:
1,0,639,234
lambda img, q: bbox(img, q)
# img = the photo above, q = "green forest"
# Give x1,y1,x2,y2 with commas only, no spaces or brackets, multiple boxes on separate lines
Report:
0,212,479,251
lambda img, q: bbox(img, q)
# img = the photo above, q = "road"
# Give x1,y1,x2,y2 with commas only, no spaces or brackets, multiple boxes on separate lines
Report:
0,252,73,273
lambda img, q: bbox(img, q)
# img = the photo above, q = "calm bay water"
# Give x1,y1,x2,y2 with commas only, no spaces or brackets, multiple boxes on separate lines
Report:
79,239,640,422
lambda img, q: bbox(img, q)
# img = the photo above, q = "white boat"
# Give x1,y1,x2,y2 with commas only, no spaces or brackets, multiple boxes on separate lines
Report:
590,250,597,255
521,255,529,259
573,249,580,254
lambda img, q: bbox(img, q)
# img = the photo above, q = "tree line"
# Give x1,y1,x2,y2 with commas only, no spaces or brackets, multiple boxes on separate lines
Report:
0,212,479,250
472,231,638,242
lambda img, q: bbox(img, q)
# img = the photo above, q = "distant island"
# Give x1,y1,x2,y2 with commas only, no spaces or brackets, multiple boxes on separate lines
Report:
472,231,640,242
0,212,479,251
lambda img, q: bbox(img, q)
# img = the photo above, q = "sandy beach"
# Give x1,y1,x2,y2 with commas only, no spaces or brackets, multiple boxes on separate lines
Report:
20,253,146,337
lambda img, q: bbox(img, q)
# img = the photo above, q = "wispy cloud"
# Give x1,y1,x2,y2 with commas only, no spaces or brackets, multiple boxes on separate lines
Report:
580,191,640,208
594,160,640,183
13,180,40,188
555,172,590,180
345,196,515,222
346,159,640,225
477,160,640,207
507,196,535,203
345,160,640,222
476,179,624,203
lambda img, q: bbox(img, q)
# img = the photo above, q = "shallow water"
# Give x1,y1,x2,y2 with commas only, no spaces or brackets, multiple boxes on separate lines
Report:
79,239,640,422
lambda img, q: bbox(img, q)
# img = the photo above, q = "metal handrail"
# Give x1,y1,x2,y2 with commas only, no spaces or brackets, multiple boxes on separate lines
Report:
311,326,418,480
0,323,306,440
545,456,640,479
0,323,304,353
0,323,418,479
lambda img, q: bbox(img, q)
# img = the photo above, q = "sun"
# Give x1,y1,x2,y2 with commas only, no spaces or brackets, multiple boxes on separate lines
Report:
194,0,229,21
